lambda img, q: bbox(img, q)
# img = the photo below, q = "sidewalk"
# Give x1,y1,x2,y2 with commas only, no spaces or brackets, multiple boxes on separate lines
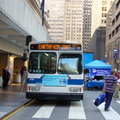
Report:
0,83,30,119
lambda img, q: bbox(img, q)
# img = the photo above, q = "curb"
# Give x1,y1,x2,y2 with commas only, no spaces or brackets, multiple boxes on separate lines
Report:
1,99,34,120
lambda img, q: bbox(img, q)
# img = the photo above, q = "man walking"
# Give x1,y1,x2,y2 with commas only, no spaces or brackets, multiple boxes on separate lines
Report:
113,68,119,100
20,66,27,84
2,66,11,89
103,70,120,111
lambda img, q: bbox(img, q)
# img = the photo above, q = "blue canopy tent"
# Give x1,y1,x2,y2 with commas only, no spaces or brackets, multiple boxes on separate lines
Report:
84,60,112,88
84,60,112,69
84,60,112,76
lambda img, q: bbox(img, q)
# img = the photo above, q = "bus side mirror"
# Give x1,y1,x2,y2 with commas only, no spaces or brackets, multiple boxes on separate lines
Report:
23,52,28,61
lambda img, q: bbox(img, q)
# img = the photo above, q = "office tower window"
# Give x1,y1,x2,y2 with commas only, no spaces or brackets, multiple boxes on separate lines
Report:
102,7,107,11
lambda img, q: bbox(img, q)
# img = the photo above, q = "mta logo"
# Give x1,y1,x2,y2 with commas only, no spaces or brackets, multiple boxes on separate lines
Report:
59,78,67,85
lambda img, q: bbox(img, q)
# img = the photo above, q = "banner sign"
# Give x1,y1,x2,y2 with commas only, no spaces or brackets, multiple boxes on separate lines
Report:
42,75,68,86
113,48,118,59
90,69,111,76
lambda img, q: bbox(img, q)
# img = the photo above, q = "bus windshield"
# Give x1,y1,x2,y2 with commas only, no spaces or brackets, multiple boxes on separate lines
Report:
28,52,56,74
28,52,82,74
57,54,82,74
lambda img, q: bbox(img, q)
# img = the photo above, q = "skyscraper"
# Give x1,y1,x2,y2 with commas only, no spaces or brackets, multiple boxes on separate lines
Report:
83,0,92,52
106,0,120,69
44,0,83,43
45,0,65,41
88,0,114,60
64,0,83,43
91,0,114,36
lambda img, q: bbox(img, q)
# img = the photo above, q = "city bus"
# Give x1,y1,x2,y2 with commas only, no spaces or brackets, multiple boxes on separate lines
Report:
26,41,84,100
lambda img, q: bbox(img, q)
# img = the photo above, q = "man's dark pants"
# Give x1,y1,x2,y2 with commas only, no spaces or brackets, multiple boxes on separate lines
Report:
105,92,113,110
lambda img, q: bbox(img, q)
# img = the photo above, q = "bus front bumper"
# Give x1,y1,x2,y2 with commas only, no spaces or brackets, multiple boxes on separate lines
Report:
26,92,83,101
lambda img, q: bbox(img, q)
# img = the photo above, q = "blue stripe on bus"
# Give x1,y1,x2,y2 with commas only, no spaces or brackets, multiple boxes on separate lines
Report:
27,78,42,83
27,78,84,85
68,79,84,85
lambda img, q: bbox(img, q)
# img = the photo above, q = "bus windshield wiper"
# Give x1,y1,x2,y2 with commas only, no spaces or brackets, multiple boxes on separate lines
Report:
40,74,45,79
67,74,71,79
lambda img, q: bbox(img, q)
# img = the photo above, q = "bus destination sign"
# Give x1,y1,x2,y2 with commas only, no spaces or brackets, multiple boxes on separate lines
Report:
30,43,81,50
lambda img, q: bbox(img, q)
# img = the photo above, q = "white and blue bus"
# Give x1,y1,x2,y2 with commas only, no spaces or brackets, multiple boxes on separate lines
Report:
26,41,84,100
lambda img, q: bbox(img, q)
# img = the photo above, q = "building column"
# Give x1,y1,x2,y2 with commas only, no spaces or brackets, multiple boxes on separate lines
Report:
7,54,16,83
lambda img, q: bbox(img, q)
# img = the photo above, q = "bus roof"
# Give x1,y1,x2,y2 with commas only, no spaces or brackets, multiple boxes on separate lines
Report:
30,40,81,45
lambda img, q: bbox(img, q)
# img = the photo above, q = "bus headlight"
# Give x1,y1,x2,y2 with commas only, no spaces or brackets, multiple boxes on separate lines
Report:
31,86,40,91
69,87,82,92
69,87,79,92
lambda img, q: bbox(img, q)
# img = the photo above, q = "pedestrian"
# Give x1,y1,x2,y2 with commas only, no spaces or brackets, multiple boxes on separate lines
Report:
103,70,120,111
2,65,11,89
113,68,119,78
20,66,27,84
113,68,119,100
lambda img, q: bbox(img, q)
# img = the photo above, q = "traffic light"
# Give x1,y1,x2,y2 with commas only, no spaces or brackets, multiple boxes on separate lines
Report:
26,35,32,46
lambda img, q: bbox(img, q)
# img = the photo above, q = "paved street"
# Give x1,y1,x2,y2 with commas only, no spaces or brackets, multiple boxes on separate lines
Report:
1,84,120,120
0,84,30,119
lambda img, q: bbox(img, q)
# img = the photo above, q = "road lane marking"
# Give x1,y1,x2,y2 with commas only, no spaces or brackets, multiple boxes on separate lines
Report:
116,100,120,104
32,101,57,118
97,102,120,120
68,101,86,119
